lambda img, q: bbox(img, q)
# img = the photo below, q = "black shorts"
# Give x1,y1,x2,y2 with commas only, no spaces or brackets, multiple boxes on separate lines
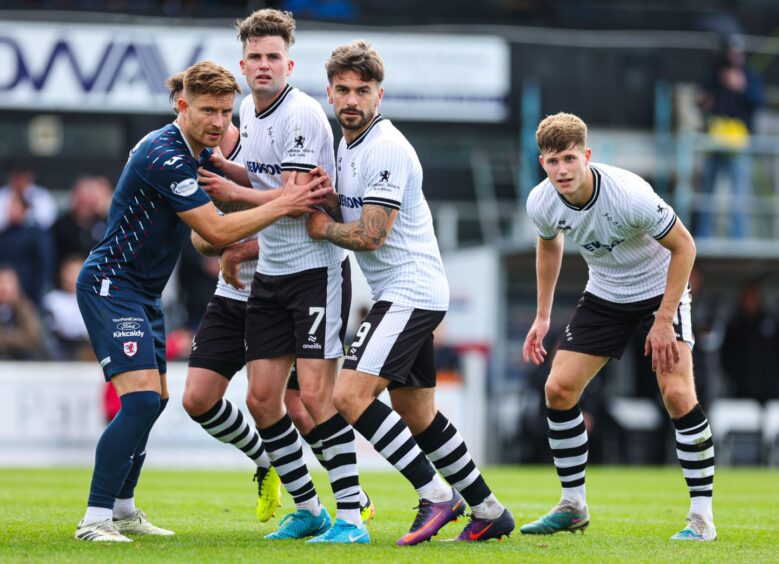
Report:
188,296,247,380
245,259,351,361
342,301,446,390
557,290,694,359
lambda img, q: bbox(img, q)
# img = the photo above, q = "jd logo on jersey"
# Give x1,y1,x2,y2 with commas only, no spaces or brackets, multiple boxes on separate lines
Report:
557,219,572,232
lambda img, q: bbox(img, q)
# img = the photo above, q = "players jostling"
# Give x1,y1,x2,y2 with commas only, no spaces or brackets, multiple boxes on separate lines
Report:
205,9,374,544
306,40,515,545
74,60,332,543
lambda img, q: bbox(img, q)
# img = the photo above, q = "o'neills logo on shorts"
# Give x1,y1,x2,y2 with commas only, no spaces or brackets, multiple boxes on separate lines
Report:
302,343,322,350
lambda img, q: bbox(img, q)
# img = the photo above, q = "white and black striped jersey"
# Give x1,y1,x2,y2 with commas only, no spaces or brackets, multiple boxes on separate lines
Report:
213,137,256,302
239,85,345,275
526,162,677,303
337,116,449,311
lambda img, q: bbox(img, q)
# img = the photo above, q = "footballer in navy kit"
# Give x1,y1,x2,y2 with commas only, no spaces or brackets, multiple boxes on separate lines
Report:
73,60,332,543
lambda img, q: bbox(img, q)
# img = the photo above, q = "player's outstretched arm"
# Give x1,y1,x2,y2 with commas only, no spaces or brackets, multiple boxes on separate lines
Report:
179,172,331,248
523,235,564,365
306,203,398,251
190,230,220,257
645,220,697,374
198,168,281,210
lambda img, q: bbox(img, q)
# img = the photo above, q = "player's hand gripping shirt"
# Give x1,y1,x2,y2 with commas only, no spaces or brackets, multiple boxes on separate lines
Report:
239,85,345,275
337,116,449,310
77,122,211,304
526,163,676,303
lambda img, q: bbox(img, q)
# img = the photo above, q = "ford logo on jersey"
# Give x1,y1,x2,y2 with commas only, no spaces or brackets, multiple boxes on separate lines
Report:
116,321,141,331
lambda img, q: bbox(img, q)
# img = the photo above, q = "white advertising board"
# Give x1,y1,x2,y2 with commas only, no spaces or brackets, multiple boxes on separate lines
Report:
0,21,509,122
0,362,474,468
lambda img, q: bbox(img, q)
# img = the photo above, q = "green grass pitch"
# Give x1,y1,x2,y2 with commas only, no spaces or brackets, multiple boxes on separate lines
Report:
1,466,777,562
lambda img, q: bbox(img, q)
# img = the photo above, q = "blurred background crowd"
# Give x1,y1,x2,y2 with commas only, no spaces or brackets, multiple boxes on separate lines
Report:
1,0,778,465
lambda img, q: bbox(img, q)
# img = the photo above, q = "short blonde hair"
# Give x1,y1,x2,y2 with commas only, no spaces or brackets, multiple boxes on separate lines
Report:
235,9,296,48
326,40,385,84
536,112,587,154
182,61,241,100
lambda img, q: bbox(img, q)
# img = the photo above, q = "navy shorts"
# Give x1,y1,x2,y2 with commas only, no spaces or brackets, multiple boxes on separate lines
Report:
77,289,167,381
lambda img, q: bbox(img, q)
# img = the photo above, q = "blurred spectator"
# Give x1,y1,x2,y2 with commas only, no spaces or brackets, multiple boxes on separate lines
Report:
720,278,779,402
0,265,45,360
41,255,93,361
696,35,765,239
50,176,112,278
0,191,54,306
0,163,57,231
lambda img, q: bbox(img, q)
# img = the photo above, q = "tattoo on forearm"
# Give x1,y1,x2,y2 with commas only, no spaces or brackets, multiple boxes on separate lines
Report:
325,205,392,251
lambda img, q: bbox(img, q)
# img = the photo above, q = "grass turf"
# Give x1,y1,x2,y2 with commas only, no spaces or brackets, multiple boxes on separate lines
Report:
0,466,777,562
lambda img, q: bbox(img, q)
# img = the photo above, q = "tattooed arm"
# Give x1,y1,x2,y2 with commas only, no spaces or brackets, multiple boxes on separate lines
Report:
306,204,397,251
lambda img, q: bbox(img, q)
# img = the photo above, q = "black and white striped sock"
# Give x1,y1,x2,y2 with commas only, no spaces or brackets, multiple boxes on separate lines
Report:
414,411,502,518
301,429,327,469
317,414,362,525
258,414,320,512
673,404,715,521
191,399,270,469
353,399,449,501
548,404,588,507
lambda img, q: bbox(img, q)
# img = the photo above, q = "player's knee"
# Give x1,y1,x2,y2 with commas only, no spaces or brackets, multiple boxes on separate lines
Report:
660,382,695,415
544,379,576,408
245,391,272,416
182,390,213,418
333,386,361,421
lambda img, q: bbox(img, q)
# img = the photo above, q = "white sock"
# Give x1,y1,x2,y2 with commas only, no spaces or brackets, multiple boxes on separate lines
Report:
561,485,586,509
416,475,451,503
359,488,368,507
296,496,322,516
336,508,362,527
113,497,136,519
690,496,713,522
471,493,504,520
257,451,271,470
83,506,113,525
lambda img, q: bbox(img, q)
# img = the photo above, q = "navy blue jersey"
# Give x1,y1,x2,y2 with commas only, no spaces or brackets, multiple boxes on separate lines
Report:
77,122,212,305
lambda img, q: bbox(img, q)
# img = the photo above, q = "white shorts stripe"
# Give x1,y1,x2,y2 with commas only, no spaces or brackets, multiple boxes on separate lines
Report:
356,304,412,375
324,262,345,358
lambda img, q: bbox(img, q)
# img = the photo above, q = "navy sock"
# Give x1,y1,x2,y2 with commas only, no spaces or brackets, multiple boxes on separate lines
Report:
87,390,161,509
117,397,168,500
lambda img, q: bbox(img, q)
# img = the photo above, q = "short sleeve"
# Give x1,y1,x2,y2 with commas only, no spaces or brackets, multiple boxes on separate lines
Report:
526,186,559,239
142,158,211,213
361,141,410,210
629,182,677,240
280,105,333,173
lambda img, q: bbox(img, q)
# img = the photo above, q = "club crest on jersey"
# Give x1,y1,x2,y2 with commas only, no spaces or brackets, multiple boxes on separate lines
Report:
171,178,198,197
379,170,390,182
294,136,305,148
123,341,138,357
